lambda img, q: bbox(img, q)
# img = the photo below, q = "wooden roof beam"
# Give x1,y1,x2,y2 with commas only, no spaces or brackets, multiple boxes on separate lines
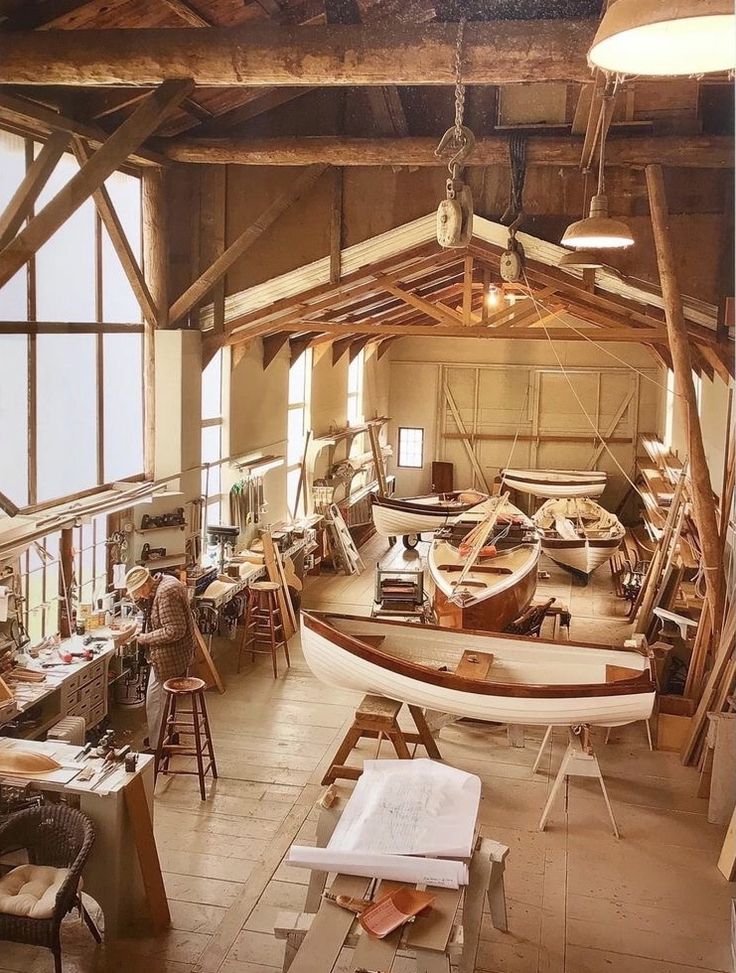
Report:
0,21,596,86
0,90,168,167
262,332,289,368
0,130,69,249
0,80,192,290
162,134,733,168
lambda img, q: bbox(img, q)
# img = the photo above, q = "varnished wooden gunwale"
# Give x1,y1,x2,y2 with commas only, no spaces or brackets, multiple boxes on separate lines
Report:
370,491,483,519
503,469,607,488
301,611,655,699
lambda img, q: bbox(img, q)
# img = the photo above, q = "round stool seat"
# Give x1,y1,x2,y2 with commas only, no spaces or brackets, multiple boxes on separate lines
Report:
251,581,280,592
163,676,206,694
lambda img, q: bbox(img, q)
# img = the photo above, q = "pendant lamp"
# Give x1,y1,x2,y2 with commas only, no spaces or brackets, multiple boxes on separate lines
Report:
559,250,603,270
561,94,634,251
589,0,735,76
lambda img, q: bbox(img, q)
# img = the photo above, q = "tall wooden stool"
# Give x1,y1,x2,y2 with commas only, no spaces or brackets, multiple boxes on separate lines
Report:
322,694,442,785
238,581,290,678
155,676,218,801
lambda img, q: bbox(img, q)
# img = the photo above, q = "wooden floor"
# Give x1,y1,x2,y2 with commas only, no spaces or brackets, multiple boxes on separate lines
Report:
2,536,734,973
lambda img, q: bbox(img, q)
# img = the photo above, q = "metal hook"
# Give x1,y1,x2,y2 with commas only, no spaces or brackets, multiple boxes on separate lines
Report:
435,125,476,178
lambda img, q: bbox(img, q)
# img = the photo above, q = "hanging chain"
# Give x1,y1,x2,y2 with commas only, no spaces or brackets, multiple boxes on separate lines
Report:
452,17,467,145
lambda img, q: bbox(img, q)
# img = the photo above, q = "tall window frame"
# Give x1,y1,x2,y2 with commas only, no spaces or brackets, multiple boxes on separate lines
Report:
0,130,145,511
287,348,312,516
201,348,227,527
347,349,365,428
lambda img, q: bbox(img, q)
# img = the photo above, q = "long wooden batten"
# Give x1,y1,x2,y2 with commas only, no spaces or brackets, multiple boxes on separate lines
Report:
0,22,596,86
163,135,734,168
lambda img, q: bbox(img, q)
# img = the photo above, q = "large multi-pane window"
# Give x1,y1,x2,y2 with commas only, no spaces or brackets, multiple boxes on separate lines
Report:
202,349,226,526
287,349,312,515
0,129,144,510
347,349,364,427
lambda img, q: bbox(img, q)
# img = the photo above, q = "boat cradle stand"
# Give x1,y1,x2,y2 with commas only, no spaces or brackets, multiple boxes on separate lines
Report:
275,785,510,973
321,694,442,786
534,725,620,839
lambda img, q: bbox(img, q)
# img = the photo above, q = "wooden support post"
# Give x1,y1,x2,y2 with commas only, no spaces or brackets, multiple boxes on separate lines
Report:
0,80,192,289
329,166,342,286
169,164,327,326
199,165,227,336
646,165,726,634
462,255,474,326
0,130,70,250
58,527,74,639
142,167,168,480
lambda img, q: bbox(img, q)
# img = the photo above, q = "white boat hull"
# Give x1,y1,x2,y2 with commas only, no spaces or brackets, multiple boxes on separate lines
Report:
541,536,624,575
371,503,456,538
502,469,607,499
300,615,655,727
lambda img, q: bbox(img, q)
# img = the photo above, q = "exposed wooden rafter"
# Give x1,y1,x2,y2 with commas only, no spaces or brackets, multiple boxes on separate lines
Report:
0,130,69,249
0,22,596,86
162,134,733,168
0,80,192,290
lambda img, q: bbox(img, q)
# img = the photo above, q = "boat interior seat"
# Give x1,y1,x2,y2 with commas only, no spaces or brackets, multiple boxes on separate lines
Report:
606,664,642,682
352,634,387,647
455,650,494,681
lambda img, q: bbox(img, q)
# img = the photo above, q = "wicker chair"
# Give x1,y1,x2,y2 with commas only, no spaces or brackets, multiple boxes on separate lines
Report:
0,804,100,973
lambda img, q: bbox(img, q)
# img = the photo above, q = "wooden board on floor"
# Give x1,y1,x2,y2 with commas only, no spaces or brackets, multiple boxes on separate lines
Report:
191,621,225,694
123,772,171,931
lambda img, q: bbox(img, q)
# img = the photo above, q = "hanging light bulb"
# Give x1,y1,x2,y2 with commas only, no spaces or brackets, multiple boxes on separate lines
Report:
486,284,502,309
561,92,634,251
589,0,735,77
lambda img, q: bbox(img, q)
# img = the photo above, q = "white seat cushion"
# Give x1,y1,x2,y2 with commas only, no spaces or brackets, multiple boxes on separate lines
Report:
0,864,71,919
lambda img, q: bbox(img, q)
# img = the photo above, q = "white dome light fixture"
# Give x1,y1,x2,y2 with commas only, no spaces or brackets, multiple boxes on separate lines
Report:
589,0,736,77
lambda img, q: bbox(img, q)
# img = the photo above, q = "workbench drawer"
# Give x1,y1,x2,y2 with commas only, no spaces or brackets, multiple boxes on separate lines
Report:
87,702,105,729
87,675,105,705
67,700,89,720
78,657,106,688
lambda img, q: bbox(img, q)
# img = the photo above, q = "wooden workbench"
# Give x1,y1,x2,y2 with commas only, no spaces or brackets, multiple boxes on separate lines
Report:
0,736,162,938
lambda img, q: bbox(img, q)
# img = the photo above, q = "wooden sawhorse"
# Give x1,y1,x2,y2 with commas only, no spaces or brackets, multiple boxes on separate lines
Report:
321,694,442,785
275,786,509,973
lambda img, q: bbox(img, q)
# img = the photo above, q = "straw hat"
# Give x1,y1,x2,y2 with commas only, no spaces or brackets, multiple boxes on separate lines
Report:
125,566,151,595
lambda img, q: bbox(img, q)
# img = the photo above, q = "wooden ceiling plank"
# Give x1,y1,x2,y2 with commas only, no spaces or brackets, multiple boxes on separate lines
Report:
0,21,597,86
2,0,116,30
160,0,212,27
162,134,733,168
223,244,448,336
0,79,192,290
0,129,69,250
0,90,167,167
73,136,159,328
169,163,328,325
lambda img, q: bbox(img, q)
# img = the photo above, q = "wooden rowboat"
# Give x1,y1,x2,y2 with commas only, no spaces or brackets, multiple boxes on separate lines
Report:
534,497,625,575
371,490,487,542
428,496,541,632
502,468,607,499
300,612,656,727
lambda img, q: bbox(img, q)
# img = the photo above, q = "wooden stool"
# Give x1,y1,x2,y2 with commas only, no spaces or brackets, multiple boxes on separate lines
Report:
155,676,218,801
321,694,442,785
238,581,291,678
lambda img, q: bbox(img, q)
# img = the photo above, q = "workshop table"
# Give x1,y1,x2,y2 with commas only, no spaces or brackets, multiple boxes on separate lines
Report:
0,737,160,938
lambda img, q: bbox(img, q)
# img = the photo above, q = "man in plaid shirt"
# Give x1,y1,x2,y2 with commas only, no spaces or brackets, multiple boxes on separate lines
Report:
116,567,196,749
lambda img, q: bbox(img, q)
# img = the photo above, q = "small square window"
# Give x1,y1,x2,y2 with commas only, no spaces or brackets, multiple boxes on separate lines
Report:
398,427,424,469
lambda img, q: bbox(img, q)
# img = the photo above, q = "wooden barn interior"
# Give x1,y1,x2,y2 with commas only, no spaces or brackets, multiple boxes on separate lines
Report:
0,2,734,971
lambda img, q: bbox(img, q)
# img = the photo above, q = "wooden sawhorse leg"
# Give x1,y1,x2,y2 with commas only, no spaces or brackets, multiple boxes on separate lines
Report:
532,724,554,774
459,837,510,973
538,726,619,838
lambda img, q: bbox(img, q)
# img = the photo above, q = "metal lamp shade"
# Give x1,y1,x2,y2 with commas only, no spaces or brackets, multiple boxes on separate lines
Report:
559,250,604,269
589,0,735,76
561,194,634,250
